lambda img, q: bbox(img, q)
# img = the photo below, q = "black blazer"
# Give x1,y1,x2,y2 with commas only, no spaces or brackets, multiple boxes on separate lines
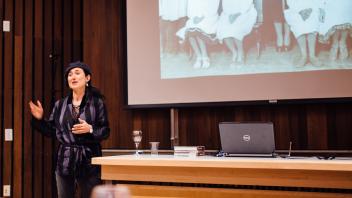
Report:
31,91,110,177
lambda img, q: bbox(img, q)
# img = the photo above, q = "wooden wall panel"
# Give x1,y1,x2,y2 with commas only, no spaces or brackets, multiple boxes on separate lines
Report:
0,0,351,198
0,0,83,197
141,109,171,149
0,0,4,194
83,0,133,149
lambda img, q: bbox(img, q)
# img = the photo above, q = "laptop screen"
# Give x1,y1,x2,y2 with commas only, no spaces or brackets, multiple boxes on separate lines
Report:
219,122,275,156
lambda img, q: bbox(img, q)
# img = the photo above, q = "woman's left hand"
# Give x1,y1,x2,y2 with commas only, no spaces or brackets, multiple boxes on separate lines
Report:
72,118,92,134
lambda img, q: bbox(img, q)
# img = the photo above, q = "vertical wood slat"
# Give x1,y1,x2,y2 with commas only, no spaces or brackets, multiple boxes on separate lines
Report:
286,106,307,150
3,0,14,197
72,0,82,60
53,0,64,98
306,105,328,149
62,0,72,66
103,0,119,148
13,36,23,198
53,1,65,195
23,0,34,197
170,108,179,147
273,107,290,150
33,0,44,197
13,0,24,197
132,111,143,130
43,0,54,197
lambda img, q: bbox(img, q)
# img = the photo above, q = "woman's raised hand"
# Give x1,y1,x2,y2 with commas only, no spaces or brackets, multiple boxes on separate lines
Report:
29,100,44,120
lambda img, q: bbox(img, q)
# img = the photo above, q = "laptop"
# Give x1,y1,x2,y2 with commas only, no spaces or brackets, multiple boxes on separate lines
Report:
219,122,276,157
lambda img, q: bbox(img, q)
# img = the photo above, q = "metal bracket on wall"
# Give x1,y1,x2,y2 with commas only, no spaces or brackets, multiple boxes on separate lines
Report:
170,108,179,147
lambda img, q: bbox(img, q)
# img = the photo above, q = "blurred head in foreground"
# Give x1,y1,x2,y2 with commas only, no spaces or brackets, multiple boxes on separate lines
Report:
91,184,131,198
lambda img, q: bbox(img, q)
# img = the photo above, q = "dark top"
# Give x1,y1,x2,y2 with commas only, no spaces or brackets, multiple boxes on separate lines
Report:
31,91,110,177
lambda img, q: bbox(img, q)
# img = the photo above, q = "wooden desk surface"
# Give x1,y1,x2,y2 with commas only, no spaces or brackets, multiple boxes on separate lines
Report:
92,154,352,171
92,154,352,190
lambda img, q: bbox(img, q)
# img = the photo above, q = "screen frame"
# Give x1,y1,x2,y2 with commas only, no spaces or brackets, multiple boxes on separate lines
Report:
122,0,352,109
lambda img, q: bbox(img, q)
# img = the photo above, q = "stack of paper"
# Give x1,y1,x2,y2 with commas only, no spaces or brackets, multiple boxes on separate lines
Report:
174,146,205,157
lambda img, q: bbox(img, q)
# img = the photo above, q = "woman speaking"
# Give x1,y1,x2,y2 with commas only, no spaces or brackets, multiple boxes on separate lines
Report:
29,61,110,198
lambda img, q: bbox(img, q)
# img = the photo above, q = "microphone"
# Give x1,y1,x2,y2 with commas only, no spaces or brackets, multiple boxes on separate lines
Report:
288,141,292,158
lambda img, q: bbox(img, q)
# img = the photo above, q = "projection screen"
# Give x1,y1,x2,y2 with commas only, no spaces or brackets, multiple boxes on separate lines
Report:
126,0,352,106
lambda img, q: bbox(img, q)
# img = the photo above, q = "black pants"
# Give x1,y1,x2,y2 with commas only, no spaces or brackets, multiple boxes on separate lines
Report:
55,171,101,198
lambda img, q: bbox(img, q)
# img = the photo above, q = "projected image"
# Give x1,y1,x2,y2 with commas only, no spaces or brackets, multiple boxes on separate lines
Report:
159,0,352,79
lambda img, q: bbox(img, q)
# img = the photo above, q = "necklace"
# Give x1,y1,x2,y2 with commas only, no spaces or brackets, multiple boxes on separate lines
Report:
72,104,80,108
72,104,80,120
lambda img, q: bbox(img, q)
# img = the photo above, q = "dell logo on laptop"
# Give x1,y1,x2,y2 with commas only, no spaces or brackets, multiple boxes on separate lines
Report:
243,134,251,141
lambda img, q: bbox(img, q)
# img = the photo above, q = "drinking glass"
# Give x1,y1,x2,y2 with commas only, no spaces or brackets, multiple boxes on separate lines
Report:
149,142,160,156
132,130,142,155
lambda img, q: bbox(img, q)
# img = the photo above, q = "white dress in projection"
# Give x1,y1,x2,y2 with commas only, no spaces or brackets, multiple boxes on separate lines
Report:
318,0,352,42
284,0,322,38
216,0,257,42
159,0,188,21
176,0,220,41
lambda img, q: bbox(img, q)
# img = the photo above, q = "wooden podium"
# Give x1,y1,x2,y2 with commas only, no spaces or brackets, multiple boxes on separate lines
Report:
92,155,352,198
